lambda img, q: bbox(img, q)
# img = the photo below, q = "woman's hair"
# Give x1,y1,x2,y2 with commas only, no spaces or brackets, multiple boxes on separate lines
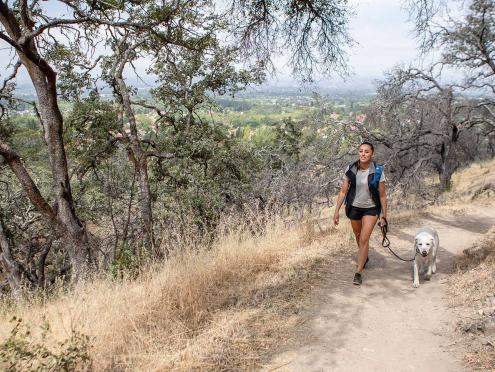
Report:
359,141,374,153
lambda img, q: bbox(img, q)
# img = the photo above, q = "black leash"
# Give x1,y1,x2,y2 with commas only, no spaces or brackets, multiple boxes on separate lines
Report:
379,217,417,262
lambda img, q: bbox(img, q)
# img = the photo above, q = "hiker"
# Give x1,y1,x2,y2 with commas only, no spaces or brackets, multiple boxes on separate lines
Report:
333,141,388,286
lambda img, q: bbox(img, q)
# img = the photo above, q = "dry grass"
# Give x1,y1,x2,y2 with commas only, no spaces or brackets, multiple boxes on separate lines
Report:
448,224,495,370
448,230,495,371
2,159,494,371
0,217,354,371
450,159,495,201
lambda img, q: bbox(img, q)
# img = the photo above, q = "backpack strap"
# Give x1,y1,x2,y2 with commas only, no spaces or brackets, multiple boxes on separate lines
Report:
371,163,384,187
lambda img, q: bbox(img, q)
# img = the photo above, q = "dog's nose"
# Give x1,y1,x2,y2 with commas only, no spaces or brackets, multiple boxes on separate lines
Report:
421,251,427,257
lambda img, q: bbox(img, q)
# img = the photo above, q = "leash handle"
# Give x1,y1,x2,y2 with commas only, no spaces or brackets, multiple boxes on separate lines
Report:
379,217,389,247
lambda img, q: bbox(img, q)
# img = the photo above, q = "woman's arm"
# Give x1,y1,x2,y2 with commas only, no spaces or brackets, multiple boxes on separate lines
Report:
378,181,387,225
333,179,350,226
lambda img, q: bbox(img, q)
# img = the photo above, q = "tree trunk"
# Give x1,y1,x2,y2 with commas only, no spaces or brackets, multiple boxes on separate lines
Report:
0,217,22,296
438,167,454,192
438,141,458,192
113,47,155,251
438,91,459,193
29,69,92,279
0,4,92,281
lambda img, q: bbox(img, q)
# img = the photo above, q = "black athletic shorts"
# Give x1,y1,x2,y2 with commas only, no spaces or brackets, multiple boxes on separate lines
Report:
347,205,379,220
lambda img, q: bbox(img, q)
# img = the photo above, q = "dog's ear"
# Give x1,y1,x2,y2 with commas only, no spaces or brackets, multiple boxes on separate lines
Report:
414,238,418,245
430,238,434,246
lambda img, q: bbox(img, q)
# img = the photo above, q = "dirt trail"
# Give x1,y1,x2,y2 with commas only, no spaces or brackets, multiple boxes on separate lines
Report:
264,207,495,372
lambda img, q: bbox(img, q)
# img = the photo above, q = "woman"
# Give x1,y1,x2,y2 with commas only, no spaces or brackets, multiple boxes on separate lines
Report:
333,142,388,286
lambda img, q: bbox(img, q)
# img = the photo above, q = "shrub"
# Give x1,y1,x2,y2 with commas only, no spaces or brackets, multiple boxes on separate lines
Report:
0,317,93,371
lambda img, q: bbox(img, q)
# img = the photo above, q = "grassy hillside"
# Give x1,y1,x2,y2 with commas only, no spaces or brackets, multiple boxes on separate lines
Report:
1,159,494,370
0,216,356,370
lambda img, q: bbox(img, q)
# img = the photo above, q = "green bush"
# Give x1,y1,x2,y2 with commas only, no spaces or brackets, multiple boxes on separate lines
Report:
0,317,93,371
110,243,141,280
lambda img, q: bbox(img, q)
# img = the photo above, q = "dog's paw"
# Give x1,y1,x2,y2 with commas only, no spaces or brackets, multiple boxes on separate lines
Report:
413,281,420,288
432,264,437,274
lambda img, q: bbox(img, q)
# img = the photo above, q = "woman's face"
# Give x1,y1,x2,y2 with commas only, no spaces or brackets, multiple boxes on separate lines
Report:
358,144,373,163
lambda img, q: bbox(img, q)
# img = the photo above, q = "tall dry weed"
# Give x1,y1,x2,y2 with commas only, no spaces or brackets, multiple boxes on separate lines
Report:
0,211,352,370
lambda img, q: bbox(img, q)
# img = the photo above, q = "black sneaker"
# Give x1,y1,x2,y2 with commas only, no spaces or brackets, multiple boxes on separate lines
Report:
353,272,362,286
363,256,369,269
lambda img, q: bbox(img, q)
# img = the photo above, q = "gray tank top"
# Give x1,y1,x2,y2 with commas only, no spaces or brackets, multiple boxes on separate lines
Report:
343,167,385,208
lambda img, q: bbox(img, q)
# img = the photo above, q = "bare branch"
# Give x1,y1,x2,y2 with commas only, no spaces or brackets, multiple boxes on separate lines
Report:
0,59,21,95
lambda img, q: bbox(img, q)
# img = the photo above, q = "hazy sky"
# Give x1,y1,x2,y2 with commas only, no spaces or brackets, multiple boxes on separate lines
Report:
347,0,418,76
270,0,420,89
3,0,421,91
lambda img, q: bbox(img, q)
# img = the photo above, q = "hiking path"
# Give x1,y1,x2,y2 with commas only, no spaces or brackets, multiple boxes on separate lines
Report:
264,206,495,372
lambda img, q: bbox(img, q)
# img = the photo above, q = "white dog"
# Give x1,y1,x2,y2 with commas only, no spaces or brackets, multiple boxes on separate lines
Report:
412,226,439,288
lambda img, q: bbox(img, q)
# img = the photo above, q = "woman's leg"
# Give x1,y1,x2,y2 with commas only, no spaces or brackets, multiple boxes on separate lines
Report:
350,219,362,247
356,215,378,272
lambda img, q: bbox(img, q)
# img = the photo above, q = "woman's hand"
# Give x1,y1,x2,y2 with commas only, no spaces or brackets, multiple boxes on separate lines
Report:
333,212,340,226
377,216,387,228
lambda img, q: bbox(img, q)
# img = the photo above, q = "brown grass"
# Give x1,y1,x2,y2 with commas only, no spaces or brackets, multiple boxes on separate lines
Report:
0,217,354,371
450,159,495,201
448,228,495,370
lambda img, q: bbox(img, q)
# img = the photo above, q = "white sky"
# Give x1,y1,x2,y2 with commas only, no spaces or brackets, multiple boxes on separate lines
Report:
2,0,421,91
269,0,421,89
347,0,418,76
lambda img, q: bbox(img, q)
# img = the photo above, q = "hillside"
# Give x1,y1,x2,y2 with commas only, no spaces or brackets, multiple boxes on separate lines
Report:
1,160,494,370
